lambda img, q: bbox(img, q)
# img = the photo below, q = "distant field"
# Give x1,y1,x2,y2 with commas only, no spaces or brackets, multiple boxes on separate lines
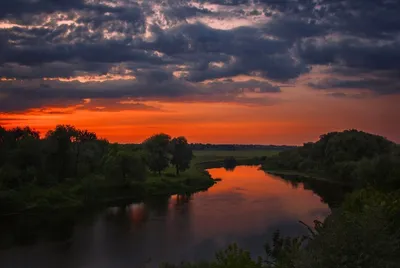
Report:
193,150,279,164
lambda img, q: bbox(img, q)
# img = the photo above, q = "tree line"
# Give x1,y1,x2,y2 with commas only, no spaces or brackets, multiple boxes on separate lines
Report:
190,143,296,151
0,125,199,212
262,129,400,190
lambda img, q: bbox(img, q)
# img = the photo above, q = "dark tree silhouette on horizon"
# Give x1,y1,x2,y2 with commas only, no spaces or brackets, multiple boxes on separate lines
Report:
170,136,193,176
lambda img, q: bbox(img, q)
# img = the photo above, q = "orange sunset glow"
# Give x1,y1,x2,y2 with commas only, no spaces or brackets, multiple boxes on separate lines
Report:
1,90,399,144
1,0,399,144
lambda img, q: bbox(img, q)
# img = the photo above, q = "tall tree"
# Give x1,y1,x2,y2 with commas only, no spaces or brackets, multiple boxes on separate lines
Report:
74,129,97,176
170,137,193,176
45,125,78,180
143,133,171,175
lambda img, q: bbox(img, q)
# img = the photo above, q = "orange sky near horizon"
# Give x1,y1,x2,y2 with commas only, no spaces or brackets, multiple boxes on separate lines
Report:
1,1,399,146
1,86,399,145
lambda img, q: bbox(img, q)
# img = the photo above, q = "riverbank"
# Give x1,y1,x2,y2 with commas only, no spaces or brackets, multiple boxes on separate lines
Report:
193,149,279,169
0,149,279,215
0,168,217,215
262,169,350,185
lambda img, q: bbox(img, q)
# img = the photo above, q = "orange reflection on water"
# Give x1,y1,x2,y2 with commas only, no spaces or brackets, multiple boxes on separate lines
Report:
189,166,330,240
128,203,148,227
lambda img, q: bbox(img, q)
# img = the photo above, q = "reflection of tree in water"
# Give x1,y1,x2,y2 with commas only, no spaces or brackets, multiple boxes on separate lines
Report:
146,195,171,215
302,180,353,208
105,195,193,228
223,157,237,172
175,194,191,206
270,173,353,208
0,209,80,249
172,194,193,217
128,203,148,227
104,203,149,230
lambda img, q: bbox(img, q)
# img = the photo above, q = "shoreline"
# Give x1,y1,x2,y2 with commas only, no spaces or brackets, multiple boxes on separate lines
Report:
262,169,352,185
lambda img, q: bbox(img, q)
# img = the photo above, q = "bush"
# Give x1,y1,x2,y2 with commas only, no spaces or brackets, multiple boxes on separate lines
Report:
160,244,263,268
296,189,400,268
223,157,237,171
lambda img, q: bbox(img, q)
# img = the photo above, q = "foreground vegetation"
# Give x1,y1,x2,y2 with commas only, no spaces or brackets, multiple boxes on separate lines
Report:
0,125,216,213
162,187,400,268
162,130,400,268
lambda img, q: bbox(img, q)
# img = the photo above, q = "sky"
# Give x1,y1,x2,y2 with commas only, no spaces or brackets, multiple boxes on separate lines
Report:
0,0,399,145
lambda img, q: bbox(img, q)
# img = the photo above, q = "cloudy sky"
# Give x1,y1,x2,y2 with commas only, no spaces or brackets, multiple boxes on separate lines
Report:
0,0,399,144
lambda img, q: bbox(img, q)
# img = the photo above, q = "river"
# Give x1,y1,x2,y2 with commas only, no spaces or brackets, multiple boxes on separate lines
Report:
0,165,335,268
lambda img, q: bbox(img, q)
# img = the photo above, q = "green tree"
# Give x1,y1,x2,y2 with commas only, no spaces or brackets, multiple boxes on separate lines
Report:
104,149,146,183
74,129,97,176
0,127,42,188
45,125,79,181
170,136,193,176
143,133,171,175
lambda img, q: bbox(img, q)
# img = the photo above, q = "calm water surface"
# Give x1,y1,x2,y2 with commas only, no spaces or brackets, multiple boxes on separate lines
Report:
0,166,332,268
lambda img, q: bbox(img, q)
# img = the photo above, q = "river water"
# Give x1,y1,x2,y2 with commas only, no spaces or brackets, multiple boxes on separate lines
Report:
0,166,332,268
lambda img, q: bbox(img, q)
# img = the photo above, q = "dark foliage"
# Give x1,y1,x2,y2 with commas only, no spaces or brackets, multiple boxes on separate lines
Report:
143,133,171,175
170,137,193,176
223,156,238,171
263,129,398,187
0,125,198,213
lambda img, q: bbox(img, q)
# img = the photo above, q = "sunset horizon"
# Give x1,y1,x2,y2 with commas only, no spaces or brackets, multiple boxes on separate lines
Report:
1,1,400,266
1,0,399,145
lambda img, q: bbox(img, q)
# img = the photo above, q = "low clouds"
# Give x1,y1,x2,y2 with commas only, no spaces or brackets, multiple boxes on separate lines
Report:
309,77,400,96
0,71,281,112
0,0,399,112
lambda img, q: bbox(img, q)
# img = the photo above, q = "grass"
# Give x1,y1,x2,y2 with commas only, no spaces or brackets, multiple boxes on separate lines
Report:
264,169,353,185
193,150,278,161
145,166,217,195
143,149,281,196
192,150,279,169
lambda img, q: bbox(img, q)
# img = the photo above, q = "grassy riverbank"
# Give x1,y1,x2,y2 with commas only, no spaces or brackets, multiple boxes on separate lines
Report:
1,148,279,214
1,149,281,214
193,150,279,169
262,169,351,185
0,126,220,214
1,168,217,214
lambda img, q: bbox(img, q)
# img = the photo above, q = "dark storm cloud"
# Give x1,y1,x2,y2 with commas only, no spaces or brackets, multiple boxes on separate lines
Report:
309,78,400,96
207,79,281,93
0,38,168,66
297,36,400,95
262,16,327,42
75,6,146,34
0,70,281,112
0,0,136,20
297,38,400,71
0,0,85,19
196,0,251,5
326,92,368,99
140,23,307,82
0,0,400,113
163,6,212,20
317,0,400,39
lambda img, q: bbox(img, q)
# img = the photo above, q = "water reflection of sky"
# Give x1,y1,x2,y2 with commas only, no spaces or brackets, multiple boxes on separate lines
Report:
0,166,330,268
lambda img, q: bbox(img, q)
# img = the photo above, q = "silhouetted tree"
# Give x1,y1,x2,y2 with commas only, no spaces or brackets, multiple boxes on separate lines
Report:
45,125,78,181
170,136,193,176
104,149,146,183
223,156,237,171
143,133,171,175
74,129,97,176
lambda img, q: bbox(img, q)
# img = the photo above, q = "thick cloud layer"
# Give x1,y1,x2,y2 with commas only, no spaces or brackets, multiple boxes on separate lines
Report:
0,0,399,112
